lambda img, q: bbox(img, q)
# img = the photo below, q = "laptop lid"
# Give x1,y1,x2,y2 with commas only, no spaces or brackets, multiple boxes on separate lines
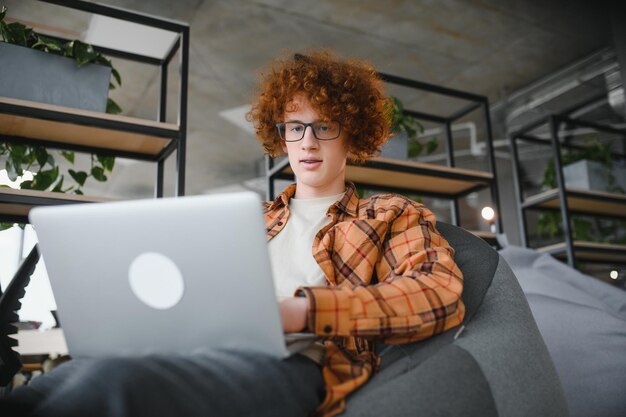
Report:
29,192,289,358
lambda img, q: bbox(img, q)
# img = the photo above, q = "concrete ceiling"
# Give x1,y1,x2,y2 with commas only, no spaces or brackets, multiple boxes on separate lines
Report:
3,0,612,199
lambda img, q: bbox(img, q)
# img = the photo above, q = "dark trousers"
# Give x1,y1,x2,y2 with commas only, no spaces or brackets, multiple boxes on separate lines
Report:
2,350,325,417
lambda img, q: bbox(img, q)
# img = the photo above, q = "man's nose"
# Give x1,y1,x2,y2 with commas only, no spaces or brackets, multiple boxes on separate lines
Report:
300,126,319,148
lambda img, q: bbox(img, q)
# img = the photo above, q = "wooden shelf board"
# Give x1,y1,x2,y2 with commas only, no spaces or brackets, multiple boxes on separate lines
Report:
0,188,110,217
523,188,626,218
538,241,626,263
0,97,177,157
278,157,494,196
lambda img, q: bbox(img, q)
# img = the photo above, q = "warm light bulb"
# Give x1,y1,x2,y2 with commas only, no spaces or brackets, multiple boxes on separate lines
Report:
610,270,619,280
481,206,495,222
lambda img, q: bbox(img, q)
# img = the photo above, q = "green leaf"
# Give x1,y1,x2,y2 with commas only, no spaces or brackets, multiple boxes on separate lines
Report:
9,155,24,176
0,22,7,42
0,19,13,42
389,95,427,149
61,41,73,57
1,223,16,232
572,217,593,241
74,189,84,195
91,166,107,181
10,144,27,158
52,176,64,192
72,40,98,66
6,22,32,46
96,56,109,66
415,119,425,134
20,180,33,189
393,96,404,113
404,125,417,140
5,159,18,181
97,155,115,171
106,98,122,115
61,151,75,164
111,68,121,87
34,147,48,167
46,153,55,167
33,166,59,190
426,137,438,154
32,35,62,52
407,141,423,159
537,212,562,238
68,169,88,186
0,6,7,21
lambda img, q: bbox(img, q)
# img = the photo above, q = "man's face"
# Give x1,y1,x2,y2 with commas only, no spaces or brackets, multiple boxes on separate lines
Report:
281,93,349,199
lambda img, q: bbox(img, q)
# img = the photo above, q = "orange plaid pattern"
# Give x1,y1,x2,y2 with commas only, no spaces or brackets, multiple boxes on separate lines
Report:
264,183,465,417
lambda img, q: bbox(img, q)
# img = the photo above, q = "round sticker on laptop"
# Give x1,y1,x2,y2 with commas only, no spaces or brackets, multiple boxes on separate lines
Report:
128,252,185,310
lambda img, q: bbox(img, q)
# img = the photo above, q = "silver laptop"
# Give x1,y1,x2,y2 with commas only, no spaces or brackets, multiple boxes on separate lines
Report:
29,192,304,359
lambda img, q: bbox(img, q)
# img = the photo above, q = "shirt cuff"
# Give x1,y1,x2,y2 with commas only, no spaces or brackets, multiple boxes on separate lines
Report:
295,286,352,336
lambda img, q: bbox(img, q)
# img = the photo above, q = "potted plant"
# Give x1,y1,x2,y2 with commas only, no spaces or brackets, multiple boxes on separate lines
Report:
0,6,121,231
381,96,438,160
0,5,121,113
537,140,626,243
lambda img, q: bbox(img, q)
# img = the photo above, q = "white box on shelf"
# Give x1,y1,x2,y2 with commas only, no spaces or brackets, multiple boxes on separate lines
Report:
564,159,626,192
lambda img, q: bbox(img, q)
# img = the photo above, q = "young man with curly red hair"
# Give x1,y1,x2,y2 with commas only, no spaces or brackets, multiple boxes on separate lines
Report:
248,50,465,416
2,50,464,417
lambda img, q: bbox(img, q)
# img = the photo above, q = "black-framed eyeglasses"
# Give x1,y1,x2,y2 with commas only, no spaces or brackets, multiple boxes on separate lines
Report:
275,121,342,142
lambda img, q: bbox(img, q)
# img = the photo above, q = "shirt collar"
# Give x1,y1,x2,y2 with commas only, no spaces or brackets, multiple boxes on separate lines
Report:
268,182,359,217
267,183,296,211
333,182,359,216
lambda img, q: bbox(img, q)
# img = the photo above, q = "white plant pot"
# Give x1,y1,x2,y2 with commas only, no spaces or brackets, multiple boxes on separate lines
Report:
380,130,408,159
563,159,626,192
0,42,111,112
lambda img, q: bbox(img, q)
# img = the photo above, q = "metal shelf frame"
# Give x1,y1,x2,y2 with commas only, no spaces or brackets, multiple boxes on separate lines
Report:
267,71,502,234
0,0,190,201
510,111,626,268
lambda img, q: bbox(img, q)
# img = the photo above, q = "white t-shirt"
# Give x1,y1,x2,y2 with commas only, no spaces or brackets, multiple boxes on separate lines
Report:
268,193,344,300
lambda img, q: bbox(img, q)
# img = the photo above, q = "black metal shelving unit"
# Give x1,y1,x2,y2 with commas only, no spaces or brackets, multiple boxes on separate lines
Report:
510,114,626,269
0,0,190,225
0,0,190,381
266,72,502,241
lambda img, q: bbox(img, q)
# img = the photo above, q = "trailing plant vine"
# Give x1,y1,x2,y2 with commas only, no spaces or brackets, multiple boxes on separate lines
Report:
0,5,120,231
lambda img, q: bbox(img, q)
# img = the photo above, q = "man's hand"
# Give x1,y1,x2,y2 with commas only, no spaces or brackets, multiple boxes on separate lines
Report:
279,297,309,333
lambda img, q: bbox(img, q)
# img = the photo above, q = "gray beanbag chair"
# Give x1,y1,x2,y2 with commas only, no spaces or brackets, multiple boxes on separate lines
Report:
501,245,626,417
344,223,569,417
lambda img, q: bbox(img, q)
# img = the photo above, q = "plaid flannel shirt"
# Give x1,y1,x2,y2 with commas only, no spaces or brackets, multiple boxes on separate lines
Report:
264,182,465,417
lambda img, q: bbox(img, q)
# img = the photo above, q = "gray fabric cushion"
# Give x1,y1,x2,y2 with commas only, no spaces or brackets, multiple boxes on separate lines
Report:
501,245,626,417
347,224,569,417
345,344,498,417
455,254,569,417
436,222,499,323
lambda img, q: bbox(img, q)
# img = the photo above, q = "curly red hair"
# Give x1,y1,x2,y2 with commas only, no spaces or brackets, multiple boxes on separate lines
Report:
247,50,392,163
